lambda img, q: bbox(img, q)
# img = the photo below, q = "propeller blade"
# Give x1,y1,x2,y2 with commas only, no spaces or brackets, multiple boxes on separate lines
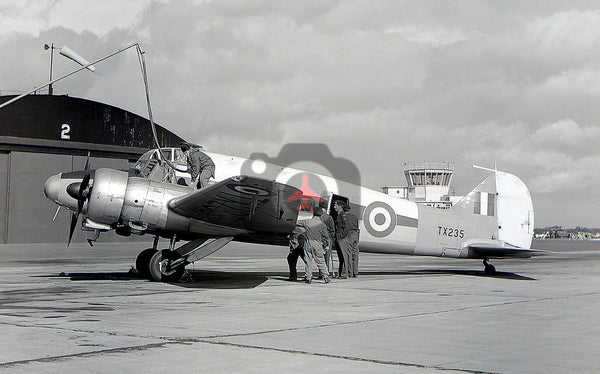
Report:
68,211,79,246
78,173,91,209
76,157,92,215
67,153,91,246
84,152,90,171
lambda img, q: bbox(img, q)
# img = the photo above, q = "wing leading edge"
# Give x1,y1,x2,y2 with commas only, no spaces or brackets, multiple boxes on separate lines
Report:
168,176,301,234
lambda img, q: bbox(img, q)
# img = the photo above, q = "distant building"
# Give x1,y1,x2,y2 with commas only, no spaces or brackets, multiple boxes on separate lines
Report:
0,94,185,243
381,162,458,209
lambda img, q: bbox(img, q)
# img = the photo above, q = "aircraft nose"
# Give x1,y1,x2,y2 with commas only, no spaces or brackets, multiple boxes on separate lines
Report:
44,174,61,202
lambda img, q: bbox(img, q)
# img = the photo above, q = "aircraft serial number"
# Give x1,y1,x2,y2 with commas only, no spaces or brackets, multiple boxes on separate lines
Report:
438,226,464,238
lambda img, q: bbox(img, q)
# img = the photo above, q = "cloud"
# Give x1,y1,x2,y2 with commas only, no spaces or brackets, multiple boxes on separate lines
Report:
532,119,600,148
385,24,480,47
0,0,56,37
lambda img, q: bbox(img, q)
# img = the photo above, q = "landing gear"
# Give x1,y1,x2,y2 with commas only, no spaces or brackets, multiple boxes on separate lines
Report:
483,259,496,275
135,248,156,279
135,235,233,282
134,236,160,279
148,249,186,282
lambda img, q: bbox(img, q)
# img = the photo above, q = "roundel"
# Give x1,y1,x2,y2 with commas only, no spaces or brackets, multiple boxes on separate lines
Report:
363,201,397,238
228,184,270,196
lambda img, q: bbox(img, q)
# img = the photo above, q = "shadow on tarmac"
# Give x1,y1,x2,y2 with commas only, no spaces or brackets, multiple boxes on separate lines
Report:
43,269,274,289
357,269,537,281
40,267,535,290
175,270,274,289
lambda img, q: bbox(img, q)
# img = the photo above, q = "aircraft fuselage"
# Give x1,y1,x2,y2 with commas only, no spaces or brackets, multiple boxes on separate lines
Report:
44,150,534,260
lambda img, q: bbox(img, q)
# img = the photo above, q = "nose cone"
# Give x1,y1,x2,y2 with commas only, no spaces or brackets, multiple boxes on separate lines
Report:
44,174,61,202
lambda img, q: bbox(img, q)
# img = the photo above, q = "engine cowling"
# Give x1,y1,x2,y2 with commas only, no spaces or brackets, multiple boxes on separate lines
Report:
86,168,128,225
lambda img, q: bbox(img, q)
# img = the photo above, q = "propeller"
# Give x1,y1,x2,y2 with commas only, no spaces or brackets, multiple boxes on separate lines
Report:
66,153,92,245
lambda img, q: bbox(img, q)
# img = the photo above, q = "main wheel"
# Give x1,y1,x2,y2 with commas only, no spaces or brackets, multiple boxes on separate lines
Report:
135,248,156,279
149,249,186,282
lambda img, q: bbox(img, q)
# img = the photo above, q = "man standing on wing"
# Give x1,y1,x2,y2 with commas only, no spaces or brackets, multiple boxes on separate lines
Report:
180,142,215,189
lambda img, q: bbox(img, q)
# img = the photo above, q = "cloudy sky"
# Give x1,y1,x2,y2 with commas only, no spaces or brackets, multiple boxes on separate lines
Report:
1,0,599,228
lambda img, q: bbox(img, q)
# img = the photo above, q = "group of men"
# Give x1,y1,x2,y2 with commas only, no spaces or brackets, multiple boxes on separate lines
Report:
177,141,360,284
287,199,360,284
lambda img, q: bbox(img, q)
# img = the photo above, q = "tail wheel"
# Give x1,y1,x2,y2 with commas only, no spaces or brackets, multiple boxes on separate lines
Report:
149,249,186,282
135,248,156,279
484,264,496,275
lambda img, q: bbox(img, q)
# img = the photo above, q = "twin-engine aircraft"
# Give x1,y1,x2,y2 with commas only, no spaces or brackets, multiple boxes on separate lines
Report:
44,145,544,282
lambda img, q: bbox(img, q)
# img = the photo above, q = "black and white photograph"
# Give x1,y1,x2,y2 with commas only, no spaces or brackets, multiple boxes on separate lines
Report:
0,1,598,372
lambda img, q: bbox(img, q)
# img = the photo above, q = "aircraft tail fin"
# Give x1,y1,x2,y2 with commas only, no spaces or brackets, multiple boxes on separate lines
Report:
492,168,534,249
454,166,534,249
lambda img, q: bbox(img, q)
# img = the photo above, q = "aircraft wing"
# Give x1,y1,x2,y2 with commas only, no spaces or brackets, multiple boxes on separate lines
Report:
168,176,301,234
463,239,550,259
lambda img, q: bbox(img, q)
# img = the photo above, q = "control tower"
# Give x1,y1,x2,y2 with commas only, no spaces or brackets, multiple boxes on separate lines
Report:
381,162,455,208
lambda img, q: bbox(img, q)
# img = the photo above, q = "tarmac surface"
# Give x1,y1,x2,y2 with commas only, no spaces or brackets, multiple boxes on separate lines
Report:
0,239,598,373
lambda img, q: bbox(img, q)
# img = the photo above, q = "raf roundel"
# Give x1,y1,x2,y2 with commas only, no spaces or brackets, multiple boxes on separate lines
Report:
363,201,397,238
229,185,270,196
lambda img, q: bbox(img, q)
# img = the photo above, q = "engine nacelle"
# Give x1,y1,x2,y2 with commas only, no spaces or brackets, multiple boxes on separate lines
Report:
87,168,128,224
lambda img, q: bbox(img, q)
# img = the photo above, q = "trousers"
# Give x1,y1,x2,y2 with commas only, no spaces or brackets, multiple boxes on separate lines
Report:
336,237,352,278
196,166,215,189
347,231,359,277
303,239,328,280
287,244,306,280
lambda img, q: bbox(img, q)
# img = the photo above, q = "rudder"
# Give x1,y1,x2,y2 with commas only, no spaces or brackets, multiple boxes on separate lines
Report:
495,170,534,249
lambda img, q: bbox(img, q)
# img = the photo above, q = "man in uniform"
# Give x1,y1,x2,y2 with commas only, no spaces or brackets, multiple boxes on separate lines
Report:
286,227,307,281
180,142,215,189
333,200,350,278
333,200,359,278
296,207,330,284
318,199,335,278
343,202,360,277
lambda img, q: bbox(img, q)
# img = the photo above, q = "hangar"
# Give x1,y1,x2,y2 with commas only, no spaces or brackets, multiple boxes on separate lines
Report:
0,94,185,243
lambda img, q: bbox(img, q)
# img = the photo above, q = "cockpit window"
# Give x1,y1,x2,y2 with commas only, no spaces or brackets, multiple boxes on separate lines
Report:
174,149,184,161
132,147,192,184
138,150,153,161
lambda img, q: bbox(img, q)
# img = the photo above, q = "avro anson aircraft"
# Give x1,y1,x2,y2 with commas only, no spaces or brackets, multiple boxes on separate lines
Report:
43,146,544,282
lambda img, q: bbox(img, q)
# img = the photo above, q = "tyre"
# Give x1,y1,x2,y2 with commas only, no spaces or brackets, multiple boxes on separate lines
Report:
135,248,156,279
484,264,496,275
149,249,186,282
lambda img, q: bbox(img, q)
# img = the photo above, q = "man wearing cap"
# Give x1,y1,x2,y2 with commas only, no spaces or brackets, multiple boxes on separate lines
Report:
180,142,215,189
343,202,360,277
296,207,331,284
333,200,359,278
318,199,335,278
